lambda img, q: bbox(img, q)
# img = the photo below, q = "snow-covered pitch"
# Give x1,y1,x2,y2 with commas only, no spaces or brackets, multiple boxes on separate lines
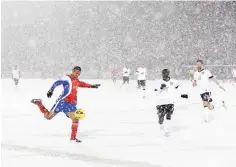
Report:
1,79,236,167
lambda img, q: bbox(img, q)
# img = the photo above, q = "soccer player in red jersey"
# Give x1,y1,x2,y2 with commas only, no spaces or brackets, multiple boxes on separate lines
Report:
31,66,100,142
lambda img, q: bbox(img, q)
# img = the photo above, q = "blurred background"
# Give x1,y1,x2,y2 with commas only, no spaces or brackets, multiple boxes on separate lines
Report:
1,1,236,79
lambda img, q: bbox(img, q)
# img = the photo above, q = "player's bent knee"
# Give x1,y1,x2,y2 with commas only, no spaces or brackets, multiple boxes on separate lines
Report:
44,112,57,120
44,114,52,120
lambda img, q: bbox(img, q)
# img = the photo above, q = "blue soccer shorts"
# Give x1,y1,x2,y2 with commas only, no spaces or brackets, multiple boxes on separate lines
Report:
51,99,77,117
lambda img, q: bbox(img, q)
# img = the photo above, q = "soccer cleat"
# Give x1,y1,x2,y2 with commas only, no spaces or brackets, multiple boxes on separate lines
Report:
70,138,82,143
31,99,42,104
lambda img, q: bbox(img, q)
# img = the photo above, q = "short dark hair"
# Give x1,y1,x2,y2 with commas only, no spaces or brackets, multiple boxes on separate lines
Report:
197,59,203,64
73,66,81,71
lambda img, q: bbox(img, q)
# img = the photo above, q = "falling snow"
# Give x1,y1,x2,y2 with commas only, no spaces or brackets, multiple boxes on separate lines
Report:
1,1,236,79
1,1,236,167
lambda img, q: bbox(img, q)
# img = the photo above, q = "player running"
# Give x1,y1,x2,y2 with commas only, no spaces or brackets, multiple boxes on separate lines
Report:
31,66,101,142
192,60,226,122
12,65,20,87
154,69,188,136
111,68,119,84
121,66,131,86
136,66,147,90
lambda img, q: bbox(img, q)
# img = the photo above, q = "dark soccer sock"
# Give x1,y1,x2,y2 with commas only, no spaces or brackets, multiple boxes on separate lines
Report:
35,102,49,115
71,121,79,139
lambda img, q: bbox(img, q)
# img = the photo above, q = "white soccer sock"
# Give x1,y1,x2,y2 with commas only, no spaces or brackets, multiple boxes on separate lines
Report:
160,124,165,132
204,107,209,122
160,120,172,134
165,120,172,133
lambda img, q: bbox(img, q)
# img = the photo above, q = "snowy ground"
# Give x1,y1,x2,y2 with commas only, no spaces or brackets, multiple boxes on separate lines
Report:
1,79,236,167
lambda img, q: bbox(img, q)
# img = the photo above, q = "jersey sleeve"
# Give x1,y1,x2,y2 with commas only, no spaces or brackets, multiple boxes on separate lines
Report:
193,72,197,81
50,80,65,91
76,80,91,88
207,70,214,79
154,81,165,95
174,79,179,89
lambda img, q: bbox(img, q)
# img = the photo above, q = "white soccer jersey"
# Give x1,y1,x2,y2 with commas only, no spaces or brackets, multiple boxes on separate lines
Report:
123,68,130,77
155,78,179,105
12,69,20,79
194,69,213,93
136,67,147,80
232,69,236,78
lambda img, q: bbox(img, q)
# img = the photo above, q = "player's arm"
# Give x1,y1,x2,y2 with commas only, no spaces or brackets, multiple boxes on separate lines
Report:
77,80,101,88
192,72,197,87
189,70,194,81
50,80,65,90
174,80,179,89
210,77,226,91
154,82,167,94
207,70,225,91
47,79,65,98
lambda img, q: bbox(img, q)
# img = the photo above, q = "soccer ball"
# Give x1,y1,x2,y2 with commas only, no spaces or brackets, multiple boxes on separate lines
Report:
74,108,85,120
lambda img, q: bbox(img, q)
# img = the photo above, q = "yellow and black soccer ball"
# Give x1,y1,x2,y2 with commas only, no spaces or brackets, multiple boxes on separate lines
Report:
74,108,85,120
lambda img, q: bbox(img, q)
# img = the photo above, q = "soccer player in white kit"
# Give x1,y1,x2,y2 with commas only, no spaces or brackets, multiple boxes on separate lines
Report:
155,69,188,136
136,66,147,90
122,66,131,85
192,60,225,122
12,65,20,87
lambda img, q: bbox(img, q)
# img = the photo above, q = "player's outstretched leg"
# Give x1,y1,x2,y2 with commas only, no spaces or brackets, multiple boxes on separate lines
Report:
137,80,141,89
157,105,168,136
200,92,214,123
31,99,57,120
67,112,81,142
156,104,173,137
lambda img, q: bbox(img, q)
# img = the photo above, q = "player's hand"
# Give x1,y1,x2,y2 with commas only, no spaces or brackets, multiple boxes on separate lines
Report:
91,84,101,88
181,94,188,99
192,81,197,87
160,84,166,90
47,90,53,98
